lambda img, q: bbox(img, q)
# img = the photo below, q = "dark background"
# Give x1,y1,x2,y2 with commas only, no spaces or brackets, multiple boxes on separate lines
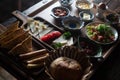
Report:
0,0,41,23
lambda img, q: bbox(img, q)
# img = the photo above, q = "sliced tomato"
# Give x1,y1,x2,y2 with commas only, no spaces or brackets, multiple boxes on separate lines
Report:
40,31,61,43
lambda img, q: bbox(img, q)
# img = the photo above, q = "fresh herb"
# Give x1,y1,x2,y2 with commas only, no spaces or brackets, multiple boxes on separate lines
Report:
52,42,63,49
63,31,72,39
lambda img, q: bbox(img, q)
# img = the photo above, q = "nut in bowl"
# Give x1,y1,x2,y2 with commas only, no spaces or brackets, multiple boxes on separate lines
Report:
62,16,84,31
45,46,92,80
85,22,118,45
76,0,94,11
51,6,70,20
79,11,94,22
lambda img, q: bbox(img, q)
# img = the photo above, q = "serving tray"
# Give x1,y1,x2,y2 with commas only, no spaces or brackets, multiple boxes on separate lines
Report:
0,11,76,79
12,10,76,50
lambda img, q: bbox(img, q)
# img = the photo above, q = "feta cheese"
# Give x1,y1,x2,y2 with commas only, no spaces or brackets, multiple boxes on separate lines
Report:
83,13,91,20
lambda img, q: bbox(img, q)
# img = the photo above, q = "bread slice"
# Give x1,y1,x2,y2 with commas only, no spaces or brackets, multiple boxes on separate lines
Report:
1,31,29,50
8,36,33,55
19,49,48,60
0,28,24,45
0,21,19,40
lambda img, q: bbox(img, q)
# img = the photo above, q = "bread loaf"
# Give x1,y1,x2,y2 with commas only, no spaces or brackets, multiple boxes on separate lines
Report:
50,57,82,80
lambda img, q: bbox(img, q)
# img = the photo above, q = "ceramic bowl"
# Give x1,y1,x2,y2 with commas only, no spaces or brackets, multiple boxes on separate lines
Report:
105,13,120,25
76,0,94,11
79,11,94,22
59,0,74,7
51,6,70,20
85,22,118,45
61,16,84,31
78,37,102,58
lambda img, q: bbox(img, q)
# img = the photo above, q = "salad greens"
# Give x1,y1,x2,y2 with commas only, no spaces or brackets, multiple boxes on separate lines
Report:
86,23,115,43
96,24,110,33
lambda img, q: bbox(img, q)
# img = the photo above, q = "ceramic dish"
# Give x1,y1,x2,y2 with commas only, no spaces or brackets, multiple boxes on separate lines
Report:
62,16,84,31
78,37,102,59
59,0,74,7
79,11,94,22
105,13,120,25
51,6,70,20
76,0,94,11
45,46,92,80
85,22,118,45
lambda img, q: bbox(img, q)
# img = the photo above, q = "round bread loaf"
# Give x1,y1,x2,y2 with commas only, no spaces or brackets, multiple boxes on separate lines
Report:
50,57,82,80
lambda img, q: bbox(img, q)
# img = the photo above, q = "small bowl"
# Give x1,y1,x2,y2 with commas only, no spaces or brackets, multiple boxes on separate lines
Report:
105,13,120,25
76,0,94,11
78,37,102,58
51,6,70,20
59,0,74,7
79,11,94,22
62,16,84,31
85,22,118,45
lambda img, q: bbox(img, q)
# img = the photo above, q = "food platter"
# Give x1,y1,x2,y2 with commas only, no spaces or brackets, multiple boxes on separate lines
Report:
0,9,76,79
0,0,120,80
12,10,76,50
